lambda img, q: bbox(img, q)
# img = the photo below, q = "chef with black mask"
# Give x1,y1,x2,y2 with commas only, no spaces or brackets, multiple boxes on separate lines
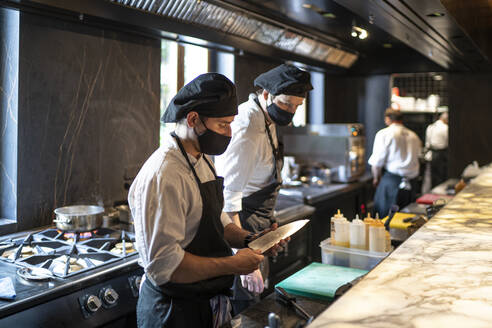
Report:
129,73,285,328
215,64,313,315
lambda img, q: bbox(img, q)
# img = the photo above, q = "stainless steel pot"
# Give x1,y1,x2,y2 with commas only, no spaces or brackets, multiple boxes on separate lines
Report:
53,205,104,232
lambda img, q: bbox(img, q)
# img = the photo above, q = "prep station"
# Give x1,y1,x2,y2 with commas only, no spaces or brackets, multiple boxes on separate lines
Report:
1,0,492,327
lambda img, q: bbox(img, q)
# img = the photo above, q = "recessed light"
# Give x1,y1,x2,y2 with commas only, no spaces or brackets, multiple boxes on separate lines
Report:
433,75,443,81
427,12,445,17
322,12,336,19
303,3,336,19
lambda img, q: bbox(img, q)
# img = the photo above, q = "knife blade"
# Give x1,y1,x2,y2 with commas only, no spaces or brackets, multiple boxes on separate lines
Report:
248,219,309,254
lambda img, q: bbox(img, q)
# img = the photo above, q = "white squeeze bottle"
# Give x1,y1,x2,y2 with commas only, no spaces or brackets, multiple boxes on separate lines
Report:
334,212,350,248
349,214,366,249
369,217,386,252
330,209,344,245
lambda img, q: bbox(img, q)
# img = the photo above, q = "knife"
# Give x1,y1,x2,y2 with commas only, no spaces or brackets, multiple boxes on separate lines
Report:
248,219,309,254
275,286,314,323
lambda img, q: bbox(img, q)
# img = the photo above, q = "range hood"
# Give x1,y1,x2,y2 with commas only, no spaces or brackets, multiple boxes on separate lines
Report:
108,0,358,68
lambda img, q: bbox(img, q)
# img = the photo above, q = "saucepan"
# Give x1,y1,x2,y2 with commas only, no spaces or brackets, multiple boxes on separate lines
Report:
53,205,104,232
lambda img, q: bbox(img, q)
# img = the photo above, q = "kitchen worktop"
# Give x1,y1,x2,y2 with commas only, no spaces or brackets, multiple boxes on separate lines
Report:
234,292,331,328
279,173,372,205
309,166,492,327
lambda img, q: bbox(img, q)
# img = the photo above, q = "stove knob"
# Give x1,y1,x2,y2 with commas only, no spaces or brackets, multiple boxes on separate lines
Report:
102,288,119,305
85,295,102,313
134,276,142,290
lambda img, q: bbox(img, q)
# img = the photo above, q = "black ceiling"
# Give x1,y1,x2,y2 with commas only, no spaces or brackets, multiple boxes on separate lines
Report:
1,0,490,74
223,0,491,73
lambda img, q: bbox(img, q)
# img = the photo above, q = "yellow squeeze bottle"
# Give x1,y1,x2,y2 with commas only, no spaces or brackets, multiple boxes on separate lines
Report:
363,213,375,250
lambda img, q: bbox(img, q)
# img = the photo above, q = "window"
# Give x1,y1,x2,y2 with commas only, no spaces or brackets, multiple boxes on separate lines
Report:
160,40,211,144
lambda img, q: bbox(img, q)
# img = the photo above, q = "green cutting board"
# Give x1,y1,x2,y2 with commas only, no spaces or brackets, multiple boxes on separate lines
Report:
275,262,368,300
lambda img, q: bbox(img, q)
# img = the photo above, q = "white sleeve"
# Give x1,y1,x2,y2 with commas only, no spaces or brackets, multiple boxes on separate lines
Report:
368,131,387,168
425,125,432,149
218,125,259,213
141,173,188,286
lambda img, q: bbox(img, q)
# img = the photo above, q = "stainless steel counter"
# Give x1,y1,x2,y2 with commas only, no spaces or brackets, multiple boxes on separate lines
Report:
309,166,492,327
279,173,372,205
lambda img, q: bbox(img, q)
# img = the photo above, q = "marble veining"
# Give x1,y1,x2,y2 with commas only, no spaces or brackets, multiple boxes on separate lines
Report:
0,7,19,221
14,12,160,230
310,166,492,328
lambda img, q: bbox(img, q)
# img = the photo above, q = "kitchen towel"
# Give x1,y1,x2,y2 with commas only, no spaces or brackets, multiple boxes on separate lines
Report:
0,277,16,300
275,262,367,300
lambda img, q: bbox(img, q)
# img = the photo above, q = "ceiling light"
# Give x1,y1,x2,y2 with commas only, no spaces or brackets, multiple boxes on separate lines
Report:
433,75,443,81
351,26,368,40
303,3,336,19
427,12,445,17
383,43,392,48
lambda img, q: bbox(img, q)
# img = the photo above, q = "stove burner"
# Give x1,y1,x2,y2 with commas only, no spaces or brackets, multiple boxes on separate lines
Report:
17,267,53,281
0,227,137,279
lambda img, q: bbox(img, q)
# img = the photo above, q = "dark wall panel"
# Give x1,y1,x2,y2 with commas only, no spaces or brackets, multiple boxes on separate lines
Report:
448,73,492,177
17,13,160,230
234,54,282,104
325,75,391,162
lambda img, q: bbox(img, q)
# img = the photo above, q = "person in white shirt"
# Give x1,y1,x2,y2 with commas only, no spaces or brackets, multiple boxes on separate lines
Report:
424,112,449,187
128,73,285,328
368,108,422,217
215,64,312,314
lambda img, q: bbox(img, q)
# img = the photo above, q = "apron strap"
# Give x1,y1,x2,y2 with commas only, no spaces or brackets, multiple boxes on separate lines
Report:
254,97,281,180
171,132,209,185
202,155,218,179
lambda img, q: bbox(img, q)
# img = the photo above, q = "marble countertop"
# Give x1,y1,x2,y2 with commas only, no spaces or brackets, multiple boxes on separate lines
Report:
309,167,492,328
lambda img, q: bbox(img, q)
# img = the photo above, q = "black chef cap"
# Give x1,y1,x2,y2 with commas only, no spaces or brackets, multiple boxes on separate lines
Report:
254,64,313,97
161,73,238,123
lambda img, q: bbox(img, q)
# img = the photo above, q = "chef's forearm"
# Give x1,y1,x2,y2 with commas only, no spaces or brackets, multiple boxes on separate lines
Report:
169,252,238,283
223,222,250,248
372,166,382,181
226,211,242,227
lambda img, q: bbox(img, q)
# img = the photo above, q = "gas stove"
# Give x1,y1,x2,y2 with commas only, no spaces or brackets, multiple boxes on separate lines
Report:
0,225,143,327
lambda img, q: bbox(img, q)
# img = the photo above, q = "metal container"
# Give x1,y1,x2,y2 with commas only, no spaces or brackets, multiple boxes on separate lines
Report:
279,124,366,183
53,205,104,232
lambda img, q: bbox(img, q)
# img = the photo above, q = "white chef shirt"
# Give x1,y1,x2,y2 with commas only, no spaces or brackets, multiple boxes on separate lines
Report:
425,119,448,150
215,94,278,213
368,123,422,179
128,133,232,286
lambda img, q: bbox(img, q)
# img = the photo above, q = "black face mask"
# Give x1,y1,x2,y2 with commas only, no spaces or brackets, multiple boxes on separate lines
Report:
266,102,294,126
195,119,231,155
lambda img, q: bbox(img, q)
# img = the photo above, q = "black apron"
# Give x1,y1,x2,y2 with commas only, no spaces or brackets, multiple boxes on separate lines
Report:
137,132,234,328
238,97,284,233
231,98,284,315
430,147,448,188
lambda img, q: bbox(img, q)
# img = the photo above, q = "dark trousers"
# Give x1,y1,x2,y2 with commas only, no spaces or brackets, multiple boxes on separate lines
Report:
137,278,213,328
430,149,448,188
374,171,418,217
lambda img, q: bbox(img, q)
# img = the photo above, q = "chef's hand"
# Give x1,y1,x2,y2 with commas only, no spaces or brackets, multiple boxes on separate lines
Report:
233,248,264,275
240,269,264,294
373,177,380,187
261,223,290,257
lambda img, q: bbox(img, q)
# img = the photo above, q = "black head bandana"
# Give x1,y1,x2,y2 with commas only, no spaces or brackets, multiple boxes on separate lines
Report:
254,64,313,97
162,73,238,123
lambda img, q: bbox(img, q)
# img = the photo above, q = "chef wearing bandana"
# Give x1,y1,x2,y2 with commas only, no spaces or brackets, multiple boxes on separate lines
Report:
129,73,284,328
215,64,313,314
